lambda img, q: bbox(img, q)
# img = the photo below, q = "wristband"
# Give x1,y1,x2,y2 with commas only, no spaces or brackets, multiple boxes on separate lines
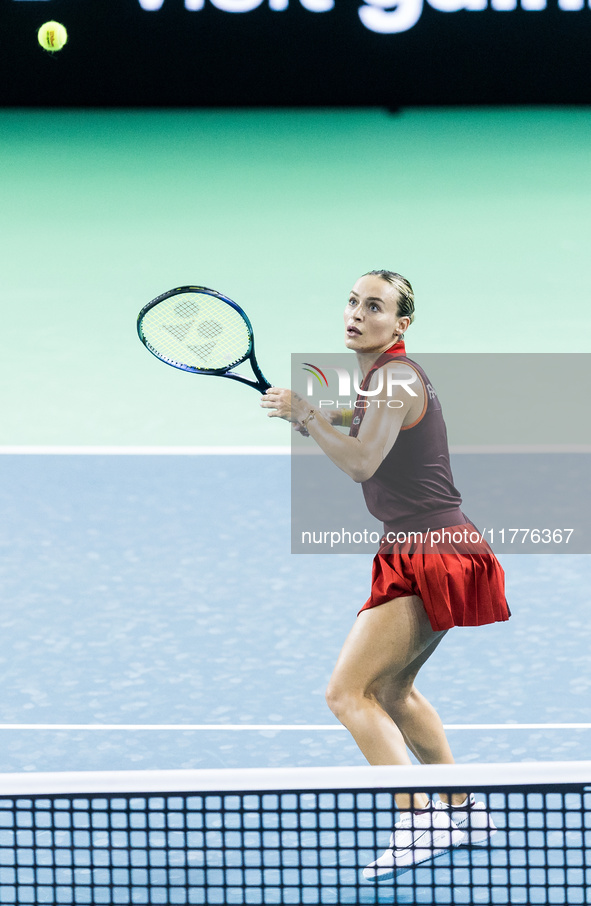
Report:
341,409,354,428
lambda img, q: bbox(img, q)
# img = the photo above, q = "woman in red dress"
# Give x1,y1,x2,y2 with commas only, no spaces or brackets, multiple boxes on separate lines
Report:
261,270,509,878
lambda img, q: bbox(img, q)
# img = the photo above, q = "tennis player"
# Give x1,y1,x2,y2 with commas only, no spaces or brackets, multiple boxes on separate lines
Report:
261,270,509,878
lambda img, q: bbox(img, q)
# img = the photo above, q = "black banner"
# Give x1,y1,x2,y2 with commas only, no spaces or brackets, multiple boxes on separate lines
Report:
2,0,591,105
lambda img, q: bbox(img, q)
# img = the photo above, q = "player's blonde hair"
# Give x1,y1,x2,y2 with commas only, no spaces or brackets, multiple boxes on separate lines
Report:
364,269,415,327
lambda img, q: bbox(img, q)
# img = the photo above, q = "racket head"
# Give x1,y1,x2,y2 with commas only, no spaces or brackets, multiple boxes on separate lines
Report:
137,286,254,376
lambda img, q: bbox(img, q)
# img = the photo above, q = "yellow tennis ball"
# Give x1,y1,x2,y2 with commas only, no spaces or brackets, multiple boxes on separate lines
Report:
37,21,68,52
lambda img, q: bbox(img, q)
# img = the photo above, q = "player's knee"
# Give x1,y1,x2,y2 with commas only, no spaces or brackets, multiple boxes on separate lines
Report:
325,679,343,719
325,677,369,723
325,679,352,722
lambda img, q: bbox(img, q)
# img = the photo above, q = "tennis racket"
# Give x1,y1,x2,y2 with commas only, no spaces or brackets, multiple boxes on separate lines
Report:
137,286,271,393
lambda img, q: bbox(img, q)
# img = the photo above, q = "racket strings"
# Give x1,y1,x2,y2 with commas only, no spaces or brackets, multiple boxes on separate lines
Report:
197,320,224,339
187,341,217,359
163,322,194,342
173,299,200,318
141,293,252,371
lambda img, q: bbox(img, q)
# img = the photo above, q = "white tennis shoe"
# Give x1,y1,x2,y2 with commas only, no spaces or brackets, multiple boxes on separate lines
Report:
363,803,464,881
436,794,497,845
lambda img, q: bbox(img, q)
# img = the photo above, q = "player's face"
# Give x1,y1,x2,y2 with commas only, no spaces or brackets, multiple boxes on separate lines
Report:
344,275,403,353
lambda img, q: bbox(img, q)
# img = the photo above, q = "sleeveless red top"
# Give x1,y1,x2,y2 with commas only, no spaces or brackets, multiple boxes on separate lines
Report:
349,341,466,535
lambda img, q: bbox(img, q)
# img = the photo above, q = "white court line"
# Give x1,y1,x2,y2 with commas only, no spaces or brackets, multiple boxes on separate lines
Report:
293,445,591,456
0,723,590,731
0,445,590,455
0,446,290,455
450,445,591,454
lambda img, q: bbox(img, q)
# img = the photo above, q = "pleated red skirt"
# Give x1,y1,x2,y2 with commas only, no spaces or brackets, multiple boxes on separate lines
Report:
359,523,510,631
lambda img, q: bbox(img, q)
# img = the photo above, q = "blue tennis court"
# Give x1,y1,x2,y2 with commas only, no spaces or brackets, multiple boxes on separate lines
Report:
1,452,590,773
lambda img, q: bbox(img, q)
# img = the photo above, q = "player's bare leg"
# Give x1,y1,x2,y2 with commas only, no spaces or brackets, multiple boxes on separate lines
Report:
375,636,466,806
326,595,471,877
325,595,466,809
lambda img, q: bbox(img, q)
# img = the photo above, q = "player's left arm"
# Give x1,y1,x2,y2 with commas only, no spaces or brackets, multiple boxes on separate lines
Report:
261,365,414,482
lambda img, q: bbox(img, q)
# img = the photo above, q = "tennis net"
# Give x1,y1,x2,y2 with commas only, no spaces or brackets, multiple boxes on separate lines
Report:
0,761,589,905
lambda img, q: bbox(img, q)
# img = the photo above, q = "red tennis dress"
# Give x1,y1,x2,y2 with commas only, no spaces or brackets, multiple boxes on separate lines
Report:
352,341,509,631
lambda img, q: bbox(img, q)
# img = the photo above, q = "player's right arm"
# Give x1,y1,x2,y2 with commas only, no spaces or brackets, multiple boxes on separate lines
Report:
262,363,419,482
293,408,350,435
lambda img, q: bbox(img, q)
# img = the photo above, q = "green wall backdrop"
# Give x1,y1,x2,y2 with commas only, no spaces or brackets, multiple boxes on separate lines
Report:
1,108,590,447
